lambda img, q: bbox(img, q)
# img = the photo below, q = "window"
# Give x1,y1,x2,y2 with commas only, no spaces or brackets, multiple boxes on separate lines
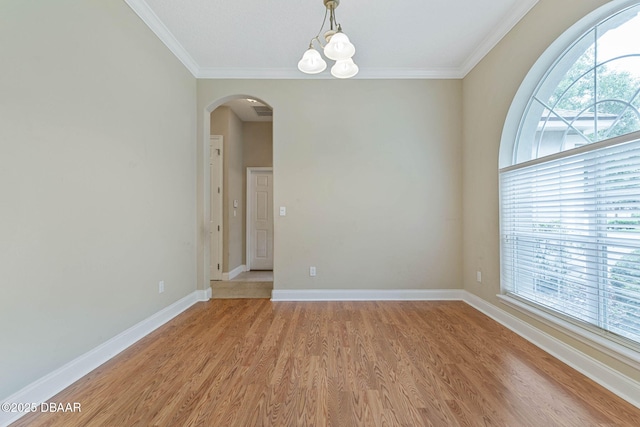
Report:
501,4,640,350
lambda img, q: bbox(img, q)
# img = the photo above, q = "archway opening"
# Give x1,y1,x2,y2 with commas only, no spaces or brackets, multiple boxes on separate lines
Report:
204,95,274,298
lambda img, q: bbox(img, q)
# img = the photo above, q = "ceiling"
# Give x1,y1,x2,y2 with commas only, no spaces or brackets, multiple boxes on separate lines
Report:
125,0,539,79
224,98,272,122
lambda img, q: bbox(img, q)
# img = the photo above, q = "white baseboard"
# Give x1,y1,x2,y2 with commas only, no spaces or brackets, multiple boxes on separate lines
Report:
462,291,640,409
197,285,212,301
0,289,210,427
222,264,246,281
271,288,464,301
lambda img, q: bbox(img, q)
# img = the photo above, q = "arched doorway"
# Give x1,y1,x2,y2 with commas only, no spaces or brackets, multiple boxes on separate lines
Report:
203,95,274,298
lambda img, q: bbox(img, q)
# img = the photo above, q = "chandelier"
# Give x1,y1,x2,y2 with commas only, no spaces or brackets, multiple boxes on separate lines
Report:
297,0,359,79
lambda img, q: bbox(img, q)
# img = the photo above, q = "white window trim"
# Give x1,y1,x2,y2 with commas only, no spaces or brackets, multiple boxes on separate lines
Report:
498,294,640,370
499,0,640,169
499,0,640,371
499,130,640,173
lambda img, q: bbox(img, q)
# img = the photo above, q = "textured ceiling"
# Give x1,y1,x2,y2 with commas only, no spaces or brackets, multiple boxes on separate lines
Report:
224,98,272,122
125,0,538,79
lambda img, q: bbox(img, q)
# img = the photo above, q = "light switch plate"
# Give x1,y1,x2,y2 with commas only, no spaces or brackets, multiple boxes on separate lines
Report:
280,207,286,216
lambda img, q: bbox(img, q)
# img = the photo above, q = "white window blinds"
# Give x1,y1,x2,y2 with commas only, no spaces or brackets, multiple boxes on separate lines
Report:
500,138,640,346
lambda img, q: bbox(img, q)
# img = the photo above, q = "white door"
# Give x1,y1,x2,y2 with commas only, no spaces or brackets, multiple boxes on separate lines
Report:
248,169,273,270
210,136,223,280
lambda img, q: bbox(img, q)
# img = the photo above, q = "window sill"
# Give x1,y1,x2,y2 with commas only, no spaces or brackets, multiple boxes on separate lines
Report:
497,294,640,371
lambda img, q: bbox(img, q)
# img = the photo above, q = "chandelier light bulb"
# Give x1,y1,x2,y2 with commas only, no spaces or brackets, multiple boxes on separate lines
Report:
297,48,327,74
298,0,358,78
331,57,359,79
324,32,355,61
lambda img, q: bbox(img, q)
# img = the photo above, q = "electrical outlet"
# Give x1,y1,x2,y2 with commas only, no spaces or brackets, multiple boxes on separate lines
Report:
476,271,482,283
309,266,316,277
159,280,165,293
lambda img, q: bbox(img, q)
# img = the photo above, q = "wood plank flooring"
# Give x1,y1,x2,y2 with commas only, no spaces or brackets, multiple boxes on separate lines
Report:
10,300,640,426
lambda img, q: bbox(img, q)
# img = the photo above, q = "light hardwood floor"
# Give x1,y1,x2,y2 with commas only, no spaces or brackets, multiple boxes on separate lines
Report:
11,300,640,426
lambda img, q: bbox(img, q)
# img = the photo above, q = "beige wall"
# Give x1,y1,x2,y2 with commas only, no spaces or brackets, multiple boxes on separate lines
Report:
197,80,463,291
211,107,230,137
227,110,244,271
211,107,245,272
462,0,640,382
0,0,196,400
244,122,273,168
243,122,273,265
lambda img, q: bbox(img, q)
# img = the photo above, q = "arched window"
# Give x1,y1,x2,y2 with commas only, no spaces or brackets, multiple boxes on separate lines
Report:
500,3,640,352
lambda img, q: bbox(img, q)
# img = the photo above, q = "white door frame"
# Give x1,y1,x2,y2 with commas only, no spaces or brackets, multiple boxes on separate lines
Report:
210,135,224,280
246,167,273,271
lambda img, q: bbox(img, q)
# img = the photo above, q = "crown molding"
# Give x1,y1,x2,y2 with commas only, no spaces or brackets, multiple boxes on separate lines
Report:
196,67,305,79
124,0,200,76
459,0,539,76
126,0,538,80
196,67,465,80
351,67,465,80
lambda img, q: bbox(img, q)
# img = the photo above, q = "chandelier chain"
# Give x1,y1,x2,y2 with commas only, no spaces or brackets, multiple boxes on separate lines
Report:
309,8,329,48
